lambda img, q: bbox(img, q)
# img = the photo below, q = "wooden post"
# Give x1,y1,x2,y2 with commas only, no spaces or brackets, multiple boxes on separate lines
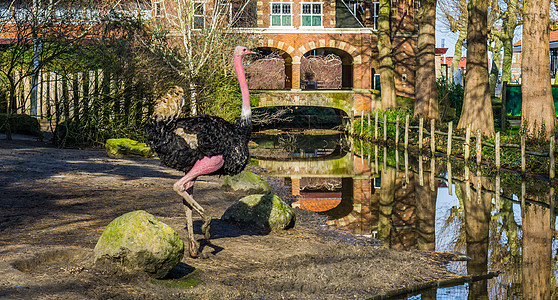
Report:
495,174,501,207
360,110,364,136
350,110,354,135
383,146,387,170
521,134,526,173
447,121,453,157
383,113,387,142
404,150,409,184
430,118,436,154
465,166,470,201
551,187,556,231
419,154,424,186
395,115,400,145
374,110,378,140
521,181,526,218
476,129,482,165
395,149,399,172
419,117,424,150
368,113,371,137
550,136,555,179
464,124,471,161
404,115,409,149
374,145,379,174
501,81,508,132
447,161,453,195
495,132,501,169
430,157,435,191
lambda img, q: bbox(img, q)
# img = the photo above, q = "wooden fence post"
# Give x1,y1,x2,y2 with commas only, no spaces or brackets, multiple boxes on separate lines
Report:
374,110,378,140
476,129,482,165
430,118,435,154
360,110,364,136
550,136,555,180
395,115,400,145
521,134,526,173
465,124,471,161
404,115,409,149
419,117,424,150
368,113,371,137
495,132,501,169
383,113,387,142
447,161,453,195
447,121,453,157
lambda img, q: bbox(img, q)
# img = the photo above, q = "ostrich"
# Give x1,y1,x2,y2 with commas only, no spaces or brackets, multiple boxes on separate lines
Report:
145,46,256,257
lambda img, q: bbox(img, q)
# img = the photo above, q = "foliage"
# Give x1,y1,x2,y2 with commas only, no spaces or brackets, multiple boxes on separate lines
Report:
352,108,411,140
437,78,464,122
0,113,41,136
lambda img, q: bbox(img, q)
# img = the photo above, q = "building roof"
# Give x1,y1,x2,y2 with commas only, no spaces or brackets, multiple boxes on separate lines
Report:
435,48,448,55
514,30,558,47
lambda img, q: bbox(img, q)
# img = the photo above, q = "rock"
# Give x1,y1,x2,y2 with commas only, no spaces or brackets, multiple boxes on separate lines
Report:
94,210,184,279
222,194,295,231
222,170,271,194
105,138,154,158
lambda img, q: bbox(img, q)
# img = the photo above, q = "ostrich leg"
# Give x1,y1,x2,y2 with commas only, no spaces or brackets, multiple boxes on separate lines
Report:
173,155,224,255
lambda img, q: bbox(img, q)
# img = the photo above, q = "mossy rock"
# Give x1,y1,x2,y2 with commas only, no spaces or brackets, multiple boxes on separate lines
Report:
222,170,271,194
0,114,41,136
94,210,184,279
221,194,295,231
105,138,154,158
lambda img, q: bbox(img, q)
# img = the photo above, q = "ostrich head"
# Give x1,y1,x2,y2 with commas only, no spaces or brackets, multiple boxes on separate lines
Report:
152,86,185,122
234,46,256,58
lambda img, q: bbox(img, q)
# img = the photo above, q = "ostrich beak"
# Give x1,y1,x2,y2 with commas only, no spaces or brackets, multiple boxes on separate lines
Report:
245,50,257,55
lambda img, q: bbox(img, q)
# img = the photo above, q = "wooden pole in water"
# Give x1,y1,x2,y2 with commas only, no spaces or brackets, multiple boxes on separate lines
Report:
430,157,435,191
374,110,378,140
430,118,436,155
464,124,471,161
374,145,379,174
447,121,452,157
404,115,409,149
383,113,387,142
419,118,424,151
476,129,482,165
521,135,526,173
495,174,501,207
495,132,501,169
395,149,399,172
383,146,387,170
404,150,409,184
395,115,400,145
551,187,556,231
447,161,453,195
521,181,525,218
550,136,555,179
419,154,424,186
368,113,371,137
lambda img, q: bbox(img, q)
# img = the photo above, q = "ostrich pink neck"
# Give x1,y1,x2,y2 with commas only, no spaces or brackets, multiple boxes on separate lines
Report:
234,55,251,120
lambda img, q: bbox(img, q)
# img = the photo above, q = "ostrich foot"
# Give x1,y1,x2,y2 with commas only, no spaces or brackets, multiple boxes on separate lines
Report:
201,215,212,240
188,239,200,258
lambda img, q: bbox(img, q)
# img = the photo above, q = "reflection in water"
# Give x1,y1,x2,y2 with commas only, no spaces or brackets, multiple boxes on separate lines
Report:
250,134,558,299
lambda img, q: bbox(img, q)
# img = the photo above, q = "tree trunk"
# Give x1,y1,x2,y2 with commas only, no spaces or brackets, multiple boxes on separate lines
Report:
489,39,502,97
189,82,197,116
457,0,494,136
521,0,556,138
378,0,396,109
501,37,513,83
414,0,440,121
378,167,396,247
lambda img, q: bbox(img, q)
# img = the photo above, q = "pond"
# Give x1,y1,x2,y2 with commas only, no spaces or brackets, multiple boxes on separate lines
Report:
250,132,558,299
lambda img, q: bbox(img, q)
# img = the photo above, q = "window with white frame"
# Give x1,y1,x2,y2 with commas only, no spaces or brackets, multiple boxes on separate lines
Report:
300,3,322,27
270,3,292,27
193,1,205,29
153,1,162,17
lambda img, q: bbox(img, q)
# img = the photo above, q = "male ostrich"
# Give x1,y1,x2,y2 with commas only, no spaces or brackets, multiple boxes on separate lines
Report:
145,46,255,257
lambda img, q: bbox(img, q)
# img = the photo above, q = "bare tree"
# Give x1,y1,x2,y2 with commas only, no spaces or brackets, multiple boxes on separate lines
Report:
149,0,253,116
0,0,125,140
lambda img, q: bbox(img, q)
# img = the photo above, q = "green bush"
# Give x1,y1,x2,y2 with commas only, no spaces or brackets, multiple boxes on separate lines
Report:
0,114,42,137
437,78,464,122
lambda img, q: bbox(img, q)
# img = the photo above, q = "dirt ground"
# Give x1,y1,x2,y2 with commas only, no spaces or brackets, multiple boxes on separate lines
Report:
0,135,458,299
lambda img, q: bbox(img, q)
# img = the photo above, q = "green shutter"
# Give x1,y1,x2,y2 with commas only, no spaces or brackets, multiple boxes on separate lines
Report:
272,15,281,26
312,16,321,26
302,15,311,26
282,15,291,26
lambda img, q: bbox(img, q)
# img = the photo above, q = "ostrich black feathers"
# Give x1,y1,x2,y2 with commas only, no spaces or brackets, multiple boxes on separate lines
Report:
145,114,251,176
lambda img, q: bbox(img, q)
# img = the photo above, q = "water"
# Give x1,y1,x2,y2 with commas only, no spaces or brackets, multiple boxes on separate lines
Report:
250,132,558,299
